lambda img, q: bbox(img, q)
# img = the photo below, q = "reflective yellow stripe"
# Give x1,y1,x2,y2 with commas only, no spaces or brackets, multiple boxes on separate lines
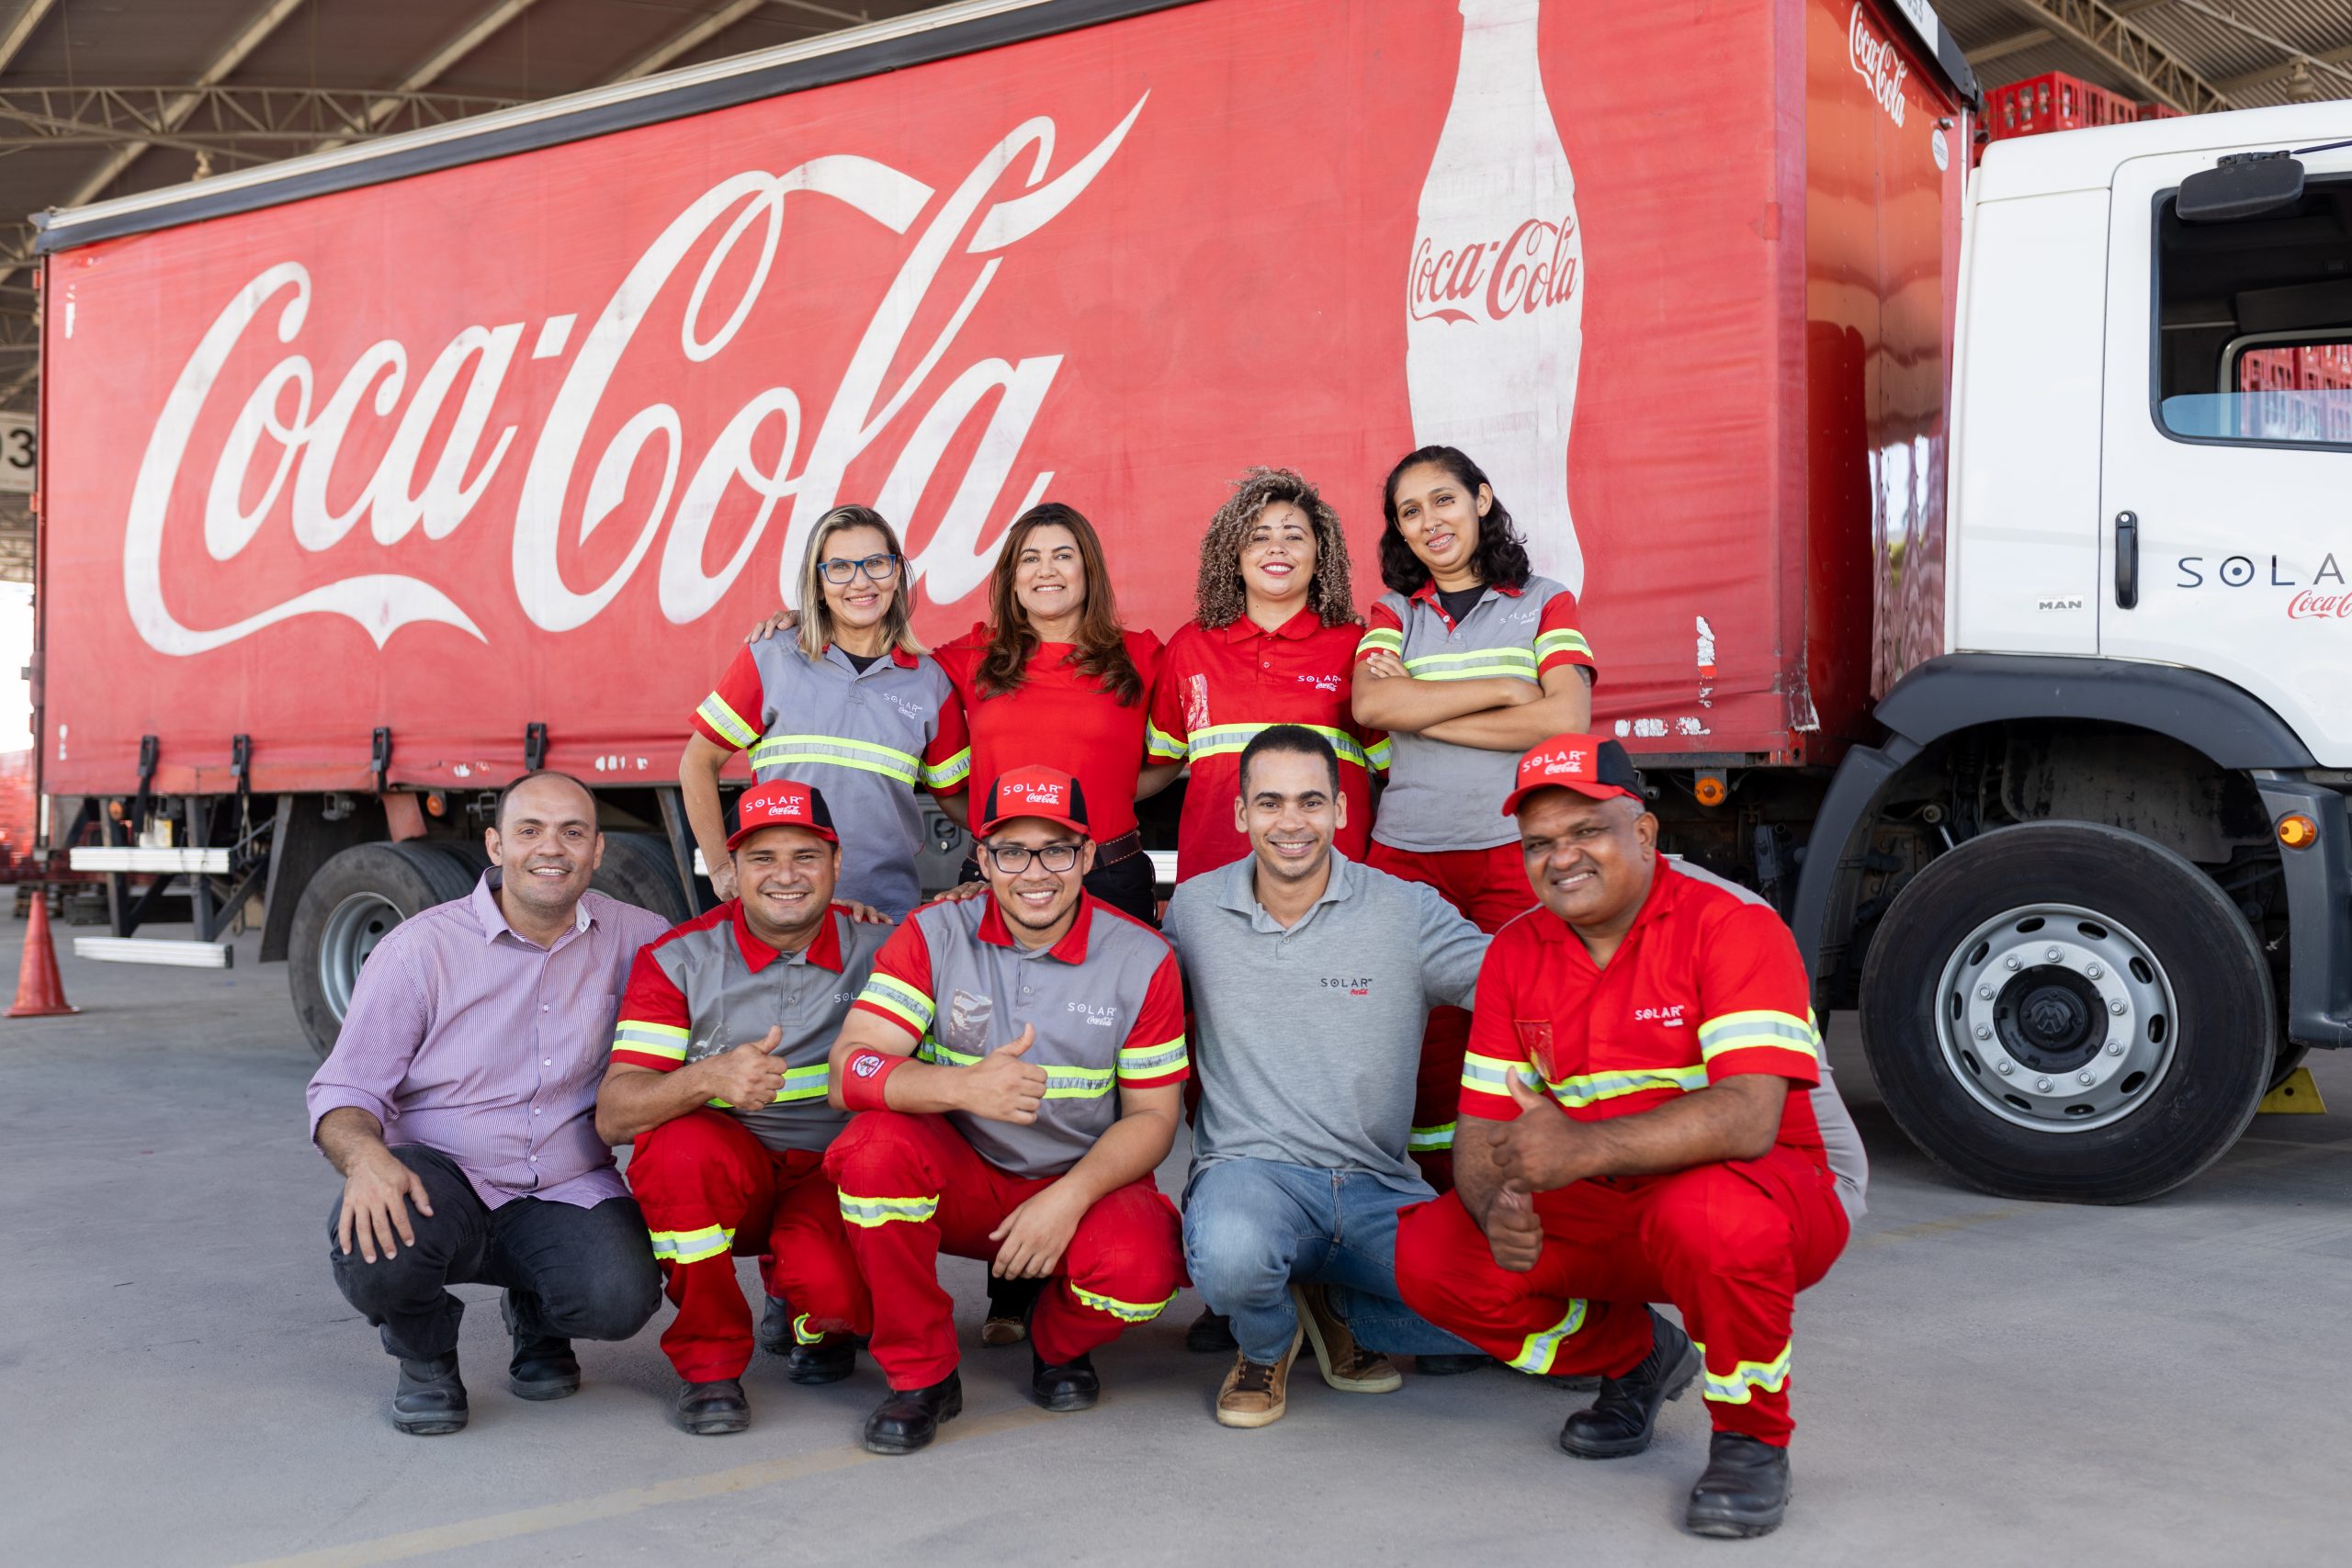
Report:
1405,647,1540,682
1544,1065,1708,1108
1534,628,1592,660
612,1020,689,1061
1355,627,1404,656
1697,1010,1821,1064
1693,1340,1792,1404
857,975,935,1033
1117,1036,1189,1079
1507,1299,1589,1373
1188,723,1371,771
838,1193,941,1228
707,1064,831,1109
922,1040,982,1066
1364,737,1394,772
1146,721,1189,762
1072,1285,1175,1323
748,734,923,784
695,693,760,750
1459,1052,1528,1095
792,1312,825,1347
922,748,970,789
1043,1065,1114,1100
1408,1122,1455,1152
650,1224,735,1265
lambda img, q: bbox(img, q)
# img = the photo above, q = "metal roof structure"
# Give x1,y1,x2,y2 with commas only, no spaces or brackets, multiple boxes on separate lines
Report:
0,0,2346,582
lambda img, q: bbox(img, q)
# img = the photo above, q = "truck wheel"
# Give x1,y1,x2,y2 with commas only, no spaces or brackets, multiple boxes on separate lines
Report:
591,831,692,925
1858,821,2271,1204
289,842,478,1060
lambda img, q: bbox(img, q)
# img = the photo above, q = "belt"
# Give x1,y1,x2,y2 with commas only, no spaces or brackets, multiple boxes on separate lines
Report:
1095,830,1143,866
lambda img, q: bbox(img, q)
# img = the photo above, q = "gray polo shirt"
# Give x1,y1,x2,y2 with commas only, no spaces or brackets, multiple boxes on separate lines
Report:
1161,851,1488,1190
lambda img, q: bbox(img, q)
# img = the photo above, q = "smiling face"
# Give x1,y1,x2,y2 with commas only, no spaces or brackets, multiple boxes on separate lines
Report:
1238,502,1317,613
1012,524,1087,630
1517,788,1657,932
731,824,839,949
1389,460,1492,585
981,816,1096,946
1237,744,1345,890
817,522,899,639
487,773,604,923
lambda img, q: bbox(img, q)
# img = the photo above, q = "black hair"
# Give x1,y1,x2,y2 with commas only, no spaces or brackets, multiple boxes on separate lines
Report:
1238,724,1340,795
1375,445,1533,597
493,770,598,829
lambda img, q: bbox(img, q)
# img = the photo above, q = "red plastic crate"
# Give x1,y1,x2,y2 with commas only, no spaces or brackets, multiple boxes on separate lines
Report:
1984,71,2140,142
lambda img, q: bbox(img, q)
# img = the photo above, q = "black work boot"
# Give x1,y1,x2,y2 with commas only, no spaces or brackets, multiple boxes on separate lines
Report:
1558,1308,1700,1460
862,1371,963,1455
508,1333,581,1401
1029,1345,1101,1412
1185,1307,1238,1353
391,1353,469,1436
786,1335,858,1386
1414,1353,1494,1376
757,1295,795,1357
675,1377,752,1436
1686,1432,1792,1538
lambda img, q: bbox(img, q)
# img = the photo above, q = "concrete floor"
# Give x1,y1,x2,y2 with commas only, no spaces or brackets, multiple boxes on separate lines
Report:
3,916,2348,1568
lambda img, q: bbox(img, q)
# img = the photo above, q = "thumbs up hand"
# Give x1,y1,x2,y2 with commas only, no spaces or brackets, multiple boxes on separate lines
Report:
1487,1064,1589,1194
1486,1181,1544,1274
962,1022,1048,1124
700,1026,789,1107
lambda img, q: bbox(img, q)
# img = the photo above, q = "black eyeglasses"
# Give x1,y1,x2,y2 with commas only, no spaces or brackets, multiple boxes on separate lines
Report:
819,553,902,585
983,841,1082,874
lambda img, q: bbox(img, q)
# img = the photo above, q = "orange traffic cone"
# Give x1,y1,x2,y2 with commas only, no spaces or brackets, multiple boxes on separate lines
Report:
8,893,77,1018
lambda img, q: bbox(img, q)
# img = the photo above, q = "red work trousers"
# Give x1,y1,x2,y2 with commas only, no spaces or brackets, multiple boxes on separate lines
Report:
824,1110,1184,1391
1396,1145,1849,1445
1367,840,1536,1192
628,1110,870,1383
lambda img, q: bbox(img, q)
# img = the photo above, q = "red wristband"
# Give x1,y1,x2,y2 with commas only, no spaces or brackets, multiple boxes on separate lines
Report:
840,1048,906,1111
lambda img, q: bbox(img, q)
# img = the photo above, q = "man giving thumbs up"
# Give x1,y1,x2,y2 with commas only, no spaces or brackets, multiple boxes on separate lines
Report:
823,767,1189,1455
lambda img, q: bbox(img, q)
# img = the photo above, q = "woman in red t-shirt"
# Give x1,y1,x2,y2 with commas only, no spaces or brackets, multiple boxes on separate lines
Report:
931,502,1163,925
1144,468,1383,883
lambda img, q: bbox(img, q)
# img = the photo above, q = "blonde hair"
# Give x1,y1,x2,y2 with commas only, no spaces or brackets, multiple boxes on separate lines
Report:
1193,468,1358,629
795,505,924,663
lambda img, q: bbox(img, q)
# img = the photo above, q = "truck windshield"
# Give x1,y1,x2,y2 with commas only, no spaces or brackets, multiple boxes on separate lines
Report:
2154,177,2352,449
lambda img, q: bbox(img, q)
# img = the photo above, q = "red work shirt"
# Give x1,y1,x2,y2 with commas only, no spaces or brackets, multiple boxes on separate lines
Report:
1148,611,1390,882
933,625,1162,843
1457,861,1825,1163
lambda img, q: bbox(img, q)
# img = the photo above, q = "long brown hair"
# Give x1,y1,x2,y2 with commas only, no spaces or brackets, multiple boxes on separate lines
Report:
1194,468,1358,629
974,502,1143,705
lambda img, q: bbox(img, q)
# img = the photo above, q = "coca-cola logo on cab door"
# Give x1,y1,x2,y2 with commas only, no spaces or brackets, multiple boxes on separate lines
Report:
118,99,1148,657
1407,215,1578,326
1848,4,1908,128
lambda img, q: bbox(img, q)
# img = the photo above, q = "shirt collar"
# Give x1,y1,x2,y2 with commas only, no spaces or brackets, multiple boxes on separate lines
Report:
976,888,1096,964
1408,577,1523,618
473,870,593,943
827,642,921,672
1216,849,1357,931
727,899,845,974
1219,607,1321,644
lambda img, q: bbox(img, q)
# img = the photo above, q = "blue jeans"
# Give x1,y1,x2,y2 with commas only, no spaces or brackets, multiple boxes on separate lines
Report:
1182,1158,1476,1365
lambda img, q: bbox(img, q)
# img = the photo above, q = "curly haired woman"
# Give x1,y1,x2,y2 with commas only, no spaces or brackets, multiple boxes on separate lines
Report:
1141,468,1389,884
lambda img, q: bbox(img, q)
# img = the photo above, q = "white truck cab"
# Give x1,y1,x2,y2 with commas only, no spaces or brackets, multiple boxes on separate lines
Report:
1794,104,2352,1202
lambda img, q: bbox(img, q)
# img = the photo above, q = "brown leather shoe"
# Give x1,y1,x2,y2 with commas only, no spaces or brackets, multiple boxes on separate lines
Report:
1292,1283,1403,1393
1215,1328,1302,1429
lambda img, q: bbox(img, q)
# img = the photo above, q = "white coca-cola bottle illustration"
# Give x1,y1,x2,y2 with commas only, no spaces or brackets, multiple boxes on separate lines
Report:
1406,0,1586,595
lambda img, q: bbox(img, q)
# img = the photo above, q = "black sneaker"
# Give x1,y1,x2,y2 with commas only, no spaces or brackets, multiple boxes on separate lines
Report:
863,1371,963,1455
391,1353,469,1436
1185,1308,1239,1354
786,1336,858,1385
674,1377,751,1436
1028,1345,1101,1412
1557,1308,1700,1460
1687,1432,1792,1538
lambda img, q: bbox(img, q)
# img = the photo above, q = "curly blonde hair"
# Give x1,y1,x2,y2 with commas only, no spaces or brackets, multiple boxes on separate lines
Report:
1193,468,1359,630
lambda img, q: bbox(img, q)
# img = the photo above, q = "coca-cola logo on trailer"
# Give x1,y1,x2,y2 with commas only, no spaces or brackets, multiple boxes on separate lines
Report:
1407,217,1579,326
119,98,1149,656
1849,3,1908,128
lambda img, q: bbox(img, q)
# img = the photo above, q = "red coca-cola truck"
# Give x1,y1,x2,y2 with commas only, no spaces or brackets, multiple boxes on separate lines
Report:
51,0,2342,1206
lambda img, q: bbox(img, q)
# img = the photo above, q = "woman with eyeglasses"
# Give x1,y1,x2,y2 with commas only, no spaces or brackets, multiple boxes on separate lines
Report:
925,502,1163,927
680,504,970,921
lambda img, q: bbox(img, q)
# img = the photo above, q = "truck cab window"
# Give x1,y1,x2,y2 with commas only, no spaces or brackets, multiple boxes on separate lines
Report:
2154,177,2352,447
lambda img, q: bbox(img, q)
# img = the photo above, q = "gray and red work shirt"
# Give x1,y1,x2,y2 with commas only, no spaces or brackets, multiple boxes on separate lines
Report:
1355,576,1597,852
850,893,1189,1179
610,902,888,1154
692,639,971,919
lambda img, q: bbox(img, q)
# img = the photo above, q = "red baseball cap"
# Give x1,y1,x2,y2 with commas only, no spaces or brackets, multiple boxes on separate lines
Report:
1500,735,1644,817
977,765,1091,838
727,779,839,850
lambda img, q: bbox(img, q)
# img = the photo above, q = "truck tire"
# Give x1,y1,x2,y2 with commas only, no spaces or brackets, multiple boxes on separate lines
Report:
289,841,479,1060
591,831,692,925
1858,821,2271,1204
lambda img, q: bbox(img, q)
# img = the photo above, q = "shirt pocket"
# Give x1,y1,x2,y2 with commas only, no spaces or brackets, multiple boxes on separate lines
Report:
548,990,623,1096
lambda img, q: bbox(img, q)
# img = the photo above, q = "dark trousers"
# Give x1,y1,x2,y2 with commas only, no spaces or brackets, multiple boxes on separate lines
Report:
958,847,1158,926
325,1145,662,1364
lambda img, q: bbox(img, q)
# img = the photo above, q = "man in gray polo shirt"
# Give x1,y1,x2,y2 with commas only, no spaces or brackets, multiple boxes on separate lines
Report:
1163,726,1491,1428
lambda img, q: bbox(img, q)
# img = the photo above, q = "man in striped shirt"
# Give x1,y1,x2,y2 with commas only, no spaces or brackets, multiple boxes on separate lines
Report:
1396,737,1853,1540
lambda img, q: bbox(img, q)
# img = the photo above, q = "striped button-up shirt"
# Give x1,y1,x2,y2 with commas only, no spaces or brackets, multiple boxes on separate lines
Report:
305,873,671,1209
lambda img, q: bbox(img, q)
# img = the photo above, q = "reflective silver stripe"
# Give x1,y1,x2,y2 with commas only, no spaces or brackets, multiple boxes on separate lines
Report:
748,733,922,784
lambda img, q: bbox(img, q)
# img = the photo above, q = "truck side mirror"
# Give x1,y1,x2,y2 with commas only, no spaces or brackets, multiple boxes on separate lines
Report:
2176,152,2305,223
